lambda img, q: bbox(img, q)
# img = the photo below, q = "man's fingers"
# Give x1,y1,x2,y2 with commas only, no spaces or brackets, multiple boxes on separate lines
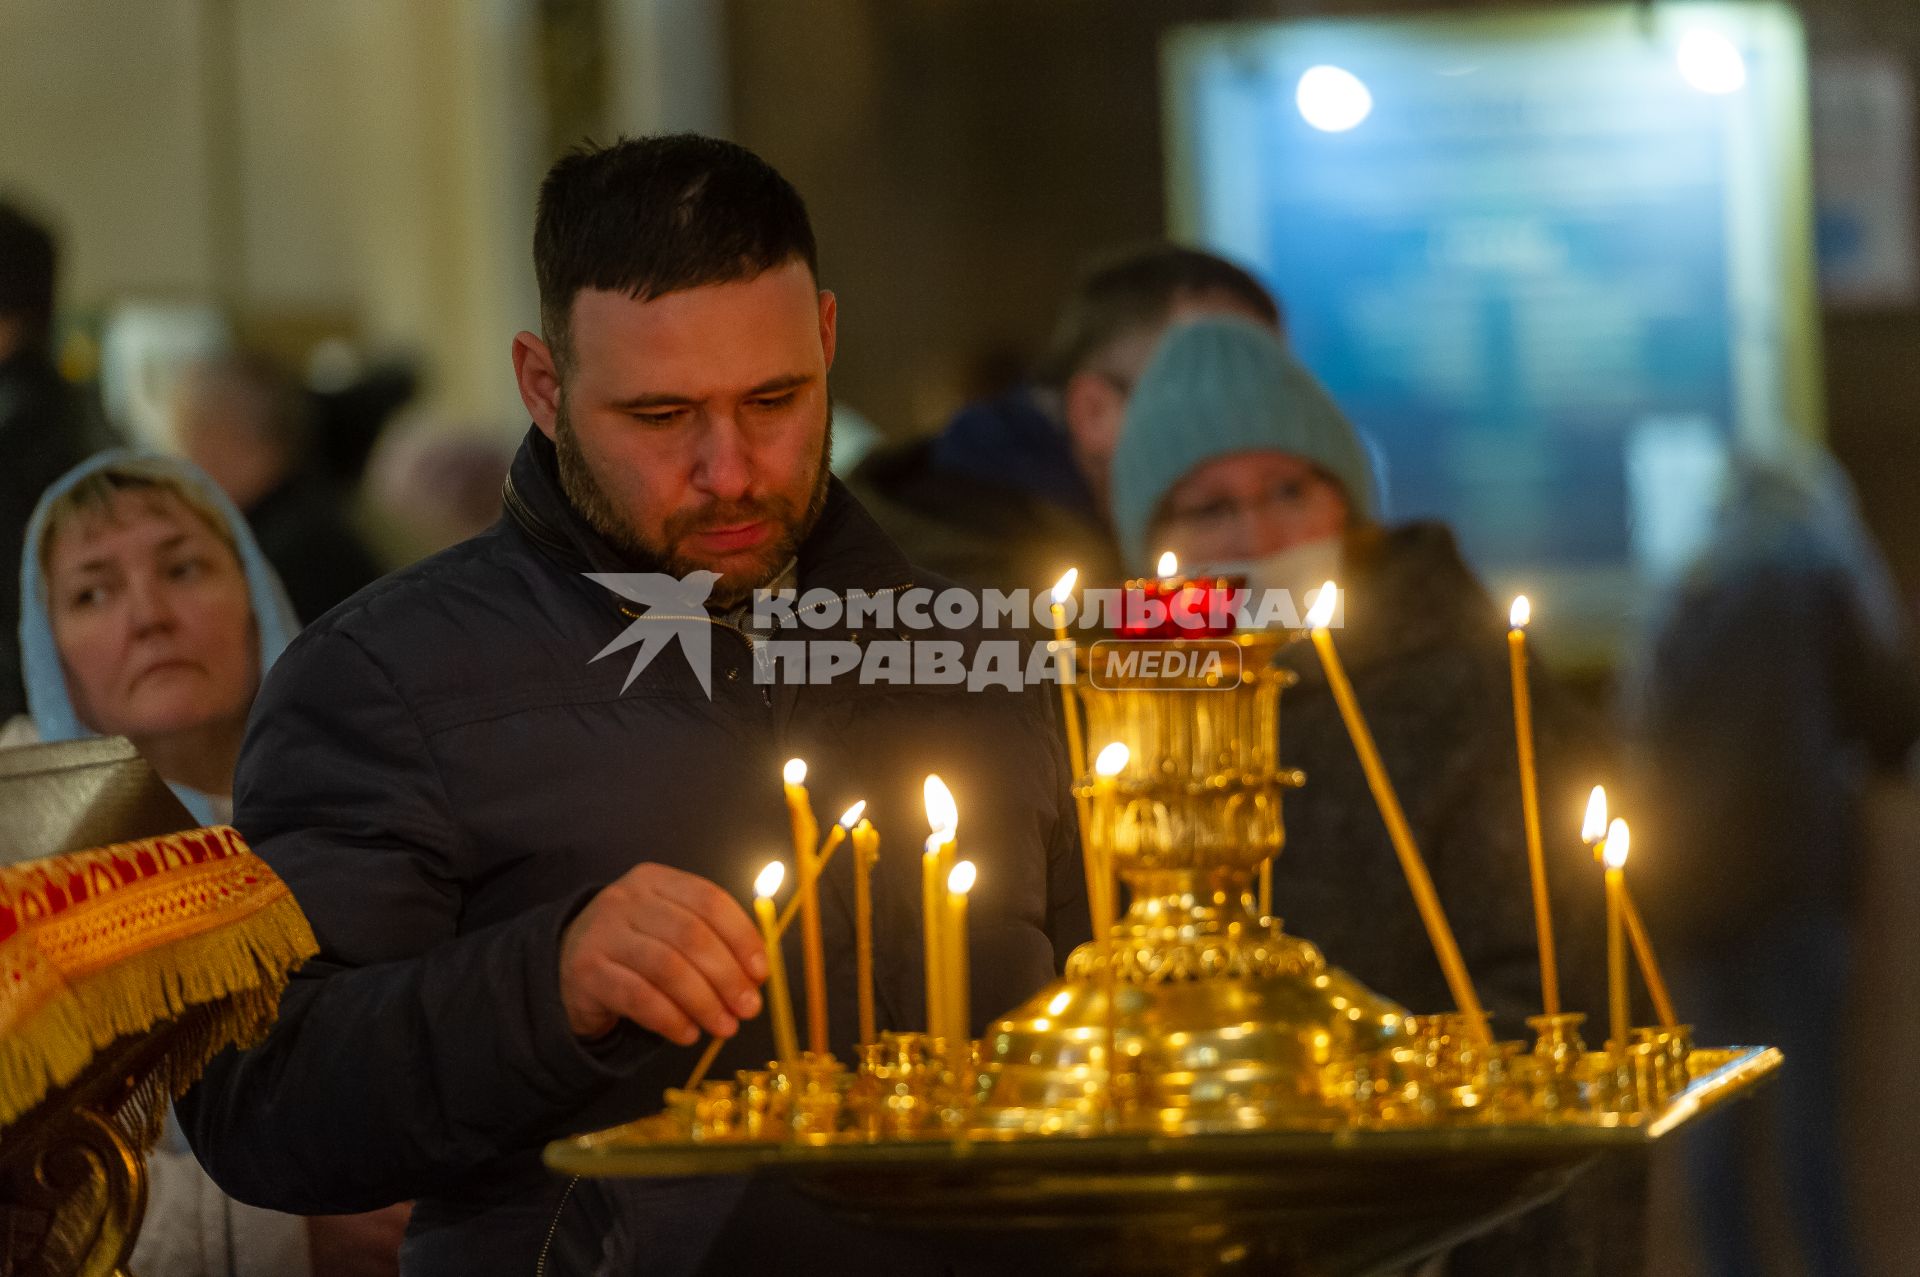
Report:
644,865,769,982
640,895,764,1020
595,962,700,1046
599,929,741,1040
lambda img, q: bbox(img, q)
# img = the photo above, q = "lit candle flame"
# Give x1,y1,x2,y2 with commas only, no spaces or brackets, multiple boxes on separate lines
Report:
782,758,808,786
1050,567,1079,606
1582,786,1609,845
923,774,958,838
1157,550,1179,580
1603,818,1630,870
947,860,977,894
1094,742,1130,776
838,799,868,829
1510,595,1530,629
755,860,786,899
1046,989,1072,1016
1305,581,1339,630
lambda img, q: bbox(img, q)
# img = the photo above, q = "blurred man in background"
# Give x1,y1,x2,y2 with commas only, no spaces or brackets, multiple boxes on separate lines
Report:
0,198,103,722
1627,444,1920,1277
851,243,1281,590
173,351,383,623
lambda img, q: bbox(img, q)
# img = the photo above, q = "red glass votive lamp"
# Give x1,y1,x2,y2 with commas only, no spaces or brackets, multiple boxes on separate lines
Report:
1117,574,1243,639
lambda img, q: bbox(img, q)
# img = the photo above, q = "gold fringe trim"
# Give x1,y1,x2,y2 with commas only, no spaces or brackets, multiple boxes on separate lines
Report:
0,888,317,1133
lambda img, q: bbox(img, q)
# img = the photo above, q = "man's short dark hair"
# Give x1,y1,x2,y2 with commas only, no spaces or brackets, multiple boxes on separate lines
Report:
1038,244,1281,387
534,134,818,370
0,198,58,348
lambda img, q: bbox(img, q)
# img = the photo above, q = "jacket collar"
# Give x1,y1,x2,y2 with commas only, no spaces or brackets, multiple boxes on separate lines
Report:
502,425,919,602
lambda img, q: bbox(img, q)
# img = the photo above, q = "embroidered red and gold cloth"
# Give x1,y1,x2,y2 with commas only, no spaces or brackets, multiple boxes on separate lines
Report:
0,825,317,1133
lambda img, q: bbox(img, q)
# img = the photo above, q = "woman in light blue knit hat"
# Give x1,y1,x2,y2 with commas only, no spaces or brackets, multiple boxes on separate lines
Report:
1110,316,1375,586
1109,317,1638,1276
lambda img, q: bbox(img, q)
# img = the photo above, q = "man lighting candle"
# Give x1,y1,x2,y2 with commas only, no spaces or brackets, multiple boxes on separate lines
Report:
181,135,1089,1277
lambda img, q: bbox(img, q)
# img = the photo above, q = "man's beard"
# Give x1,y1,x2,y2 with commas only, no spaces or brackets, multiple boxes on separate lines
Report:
553,392,833,609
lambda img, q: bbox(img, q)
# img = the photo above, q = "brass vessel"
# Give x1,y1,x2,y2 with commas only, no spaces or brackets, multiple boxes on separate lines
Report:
979,632,1410,1135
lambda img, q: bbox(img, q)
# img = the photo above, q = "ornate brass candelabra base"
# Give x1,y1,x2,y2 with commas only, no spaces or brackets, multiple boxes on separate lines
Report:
549,1048,1780,1276
980,872,1408,1136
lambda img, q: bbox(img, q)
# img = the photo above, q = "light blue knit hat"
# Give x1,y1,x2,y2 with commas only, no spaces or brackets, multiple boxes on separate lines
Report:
1109,317,1376,570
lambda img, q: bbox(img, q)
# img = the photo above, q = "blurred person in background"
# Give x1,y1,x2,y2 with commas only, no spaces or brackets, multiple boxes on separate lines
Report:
1625,445,1920,1277
851,243,1281,590
303,341,421,489
173,351,384,623
1112,317,1629,1275
361,419,516,564
0,197,107,723
2,451,408,1276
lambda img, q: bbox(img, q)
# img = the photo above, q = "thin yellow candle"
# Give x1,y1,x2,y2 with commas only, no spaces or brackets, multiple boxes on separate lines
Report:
1603,820,1631,1055
781,759,828,1056
1049,569,1088,777
921,835,948,1037
1092,742,1128,931
684,1035,725,1090
1051,568,1111,939
775,800,865,936
1507,596,1561,1017
923,775,959,1038
1620,889,1678,1029
1090,742,1130,1123
852,819,880,1045
945,860,976,1045
1305,582,1491,1044
1583,787,1677,1029
753,861,799,1064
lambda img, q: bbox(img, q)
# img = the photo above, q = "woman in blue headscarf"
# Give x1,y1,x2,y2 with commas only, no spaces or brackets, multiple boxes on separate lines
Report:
5,451,405,1276
4,450,297,824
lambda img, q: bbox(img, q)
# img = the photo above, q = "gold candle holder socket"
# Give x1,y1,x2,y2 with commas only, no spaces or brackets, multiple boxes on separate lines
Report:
1527,1012,1591,1113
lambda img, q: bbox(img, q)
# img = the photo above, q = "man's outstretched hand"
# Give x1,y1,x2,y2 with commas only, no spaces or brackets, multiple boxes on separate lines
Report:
558,863,767,1044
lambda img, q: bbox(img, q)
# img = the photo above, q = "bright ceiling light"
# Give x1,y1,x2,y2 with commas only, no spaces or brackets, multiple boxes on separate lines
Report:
1677,30,1746,95
1296,65,1373,133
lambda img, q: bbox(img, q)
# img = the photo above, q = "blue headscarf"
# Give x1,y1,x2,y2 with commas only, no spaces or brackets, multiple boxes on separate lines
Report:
16,450,299,825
